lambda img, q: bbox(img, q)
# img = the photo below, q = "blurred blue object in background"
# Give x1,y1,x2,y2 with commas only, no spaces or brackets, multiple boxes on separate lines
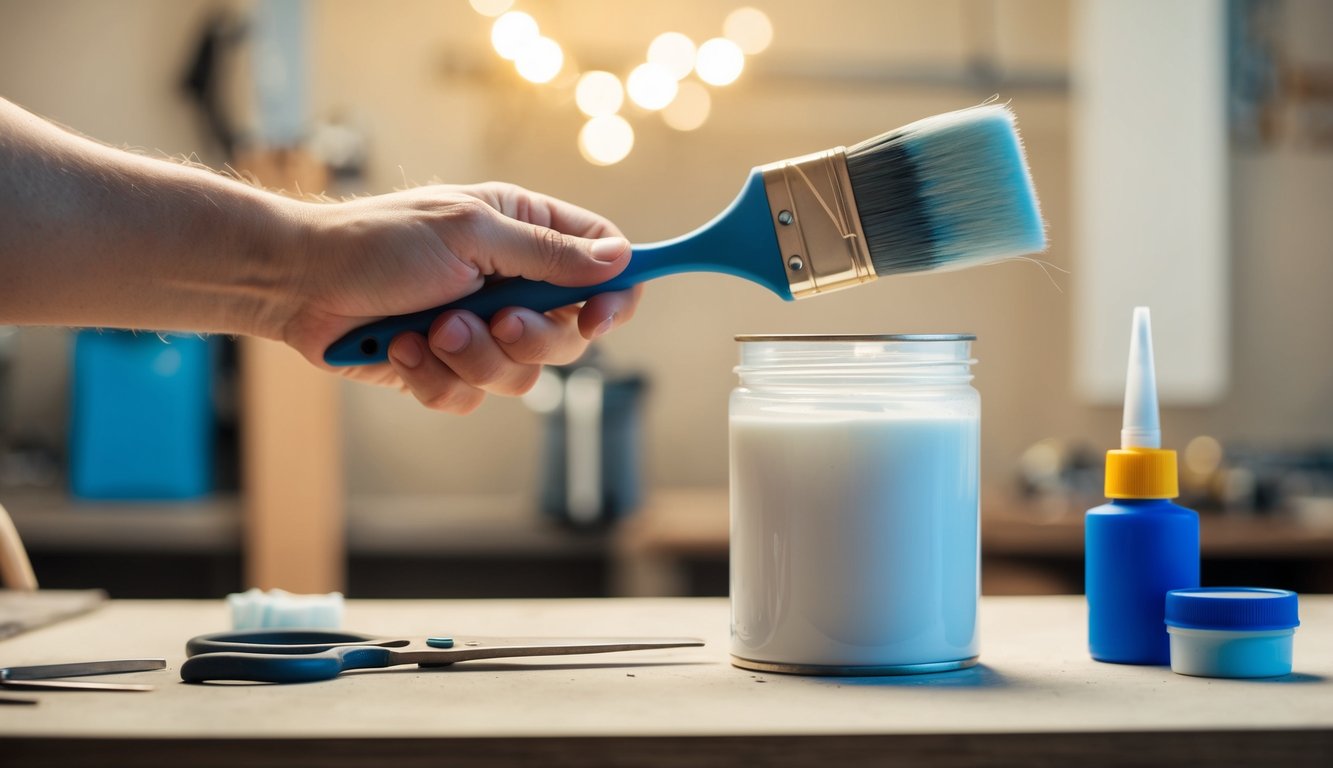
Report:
69,331,215,500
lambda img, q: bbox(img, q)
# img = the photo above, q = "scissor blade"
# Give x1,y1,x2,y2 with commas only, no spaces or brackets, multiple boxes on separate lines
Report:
1,679,155,692
1,658,166,681
399,637,704,665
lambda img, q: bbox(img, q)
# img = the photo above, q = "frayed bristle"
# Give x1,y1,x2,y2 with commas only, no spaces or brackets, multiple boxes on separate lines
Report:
846,104,1046,276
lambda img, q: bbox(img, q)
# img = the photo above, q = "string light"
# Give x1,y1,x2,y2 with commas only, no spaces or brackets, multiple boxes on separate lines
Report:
469,0,514,17
579,115,635,166
695,38,745,86
662,80,711,131
491,11,538,61
473,5,771,165
515,36,563,83
723,7,773,54
626,62,679,111
647,32,697,81
575,71,625,117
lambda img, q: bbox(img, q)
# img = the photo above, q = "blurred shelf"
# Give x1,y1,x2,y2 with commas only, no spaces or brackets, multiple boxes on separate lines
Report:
2,489,241,553
985,497,1333,558
610,488,1333,596
3,490,612,559
11,487,1330,566
346,494,609,558
616,488,1333,559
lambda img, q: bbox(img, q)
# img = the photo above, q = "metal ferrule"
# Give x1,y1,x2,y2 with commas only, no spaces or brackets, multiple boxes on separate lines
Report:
759,148,876,299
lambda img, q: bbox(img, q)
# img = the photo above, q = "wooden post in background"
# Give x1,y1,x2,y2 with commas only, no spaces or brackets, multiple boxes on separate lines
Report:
237,150,344,593
239,338,343,592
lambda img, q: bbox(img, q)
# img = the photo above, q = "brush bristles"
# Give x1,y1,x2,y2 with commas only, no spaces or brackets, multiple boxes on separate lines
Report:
846,104,1046,277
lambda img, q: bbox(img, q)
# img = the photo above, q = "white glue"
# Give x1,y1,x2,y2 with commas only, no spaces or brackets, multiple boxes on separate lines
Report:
727,334,981,675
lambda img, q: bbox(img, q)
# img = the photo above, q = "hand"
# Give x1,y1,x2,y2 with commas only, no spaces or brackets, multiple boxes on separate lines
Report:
278,182,641,413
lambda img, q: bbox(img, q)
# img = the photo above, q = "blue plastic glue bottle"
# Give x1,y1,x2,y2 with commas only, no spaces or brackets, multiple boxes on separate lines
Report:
1086,307,1200,665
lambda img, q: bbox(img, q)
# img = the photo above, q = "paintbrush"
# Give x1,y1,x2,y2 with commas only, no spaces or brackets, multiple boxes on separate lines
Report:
324,103,1045,365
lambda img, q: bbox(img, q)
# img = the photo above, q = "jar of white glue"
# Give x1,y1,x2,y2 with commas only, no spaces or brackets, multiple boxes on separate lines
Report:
729,334,980,675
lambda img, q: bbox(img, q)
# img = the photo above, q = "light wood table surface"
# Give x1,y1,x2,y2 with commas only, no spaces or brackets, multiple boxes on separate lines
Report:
2,597,1331,766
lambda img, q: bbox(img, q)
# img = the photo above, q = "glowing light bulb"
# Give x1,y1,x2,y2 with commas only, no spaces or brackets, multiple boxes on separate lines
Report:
695,37,745,86
469,0,514,17
723,7,773,54
647,32,697,81
579,115,634,166
575,71,625,117
662,80,711,131
626,62,678,111
515,36,563,84
491,11,538,61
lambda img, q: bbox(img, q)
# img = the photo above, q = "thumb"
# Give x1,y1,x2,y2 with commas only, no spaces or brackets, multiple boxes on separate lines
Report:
461,206,631,286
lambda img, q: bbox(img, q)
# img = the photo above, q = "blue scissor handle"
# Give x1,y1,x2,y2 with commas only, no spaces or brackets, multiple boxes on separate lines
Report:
184,629,405,657
180,645,395,684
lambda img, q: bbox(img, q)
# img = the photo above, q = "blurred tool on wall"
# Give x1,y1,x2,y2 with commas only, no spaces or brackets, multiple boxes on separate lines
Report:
180,0,368,191
524,349,647,530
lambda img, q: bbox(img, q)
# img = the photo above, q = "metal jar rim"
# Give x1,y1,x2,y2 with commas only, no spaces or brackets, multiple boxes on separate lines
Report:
734,333,975,343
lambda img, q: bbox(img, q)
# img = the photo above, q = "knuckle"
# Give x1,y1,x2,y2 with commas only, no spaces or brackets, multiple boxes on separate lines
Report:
535,228,573,279
440,252,483,286
514,332,554,364
448,197,491,227
460,355,507,387
479,180,519,201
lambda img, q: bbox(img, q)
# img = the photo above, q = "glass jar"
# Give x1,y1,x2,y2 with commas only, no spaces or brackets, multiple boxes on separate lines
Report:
729,334,980,675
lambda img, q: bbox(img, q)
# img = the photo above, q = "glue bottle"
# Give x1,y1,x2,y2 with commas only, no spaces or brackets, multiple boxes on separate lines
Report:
1085,307,1199,665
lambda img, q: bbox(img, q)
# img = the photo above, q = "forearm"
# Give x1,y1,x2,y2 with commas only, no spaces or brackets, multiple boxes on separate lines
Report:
0,97,298,337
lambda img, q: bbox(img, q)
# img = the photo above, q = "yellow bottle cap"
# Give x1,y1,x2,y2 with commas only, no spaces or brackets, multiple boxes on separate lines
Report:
1105,447,1179,499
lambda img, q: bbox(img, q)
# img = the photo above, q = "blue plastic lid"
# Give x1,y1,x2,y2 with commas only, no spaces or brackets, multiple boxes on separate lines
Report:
1165,587,1300,631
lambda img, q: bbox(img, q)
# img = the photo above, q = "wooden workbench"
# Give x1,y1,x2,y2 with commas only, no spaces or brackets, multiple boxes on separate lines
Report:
3,597,1331,766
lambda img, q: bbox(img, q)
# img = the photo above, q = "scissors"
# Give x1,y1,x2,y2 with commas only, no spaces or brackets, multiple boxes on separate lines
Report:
1,658,165,705
182,629,704,684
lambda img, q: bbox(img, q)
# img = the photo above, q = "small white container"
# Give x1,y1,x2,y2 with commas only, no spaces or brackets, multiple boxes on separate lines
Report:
1165,588,1299,678
728,334,980,675
228,588,344,630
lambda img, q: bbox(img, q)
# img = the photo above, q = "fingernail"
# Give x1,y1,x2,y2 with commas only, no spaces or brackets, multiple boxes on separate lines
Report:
390,336,423,369
592,314,616,339
590,237,629,263
492,314,524,345
433,316,470,354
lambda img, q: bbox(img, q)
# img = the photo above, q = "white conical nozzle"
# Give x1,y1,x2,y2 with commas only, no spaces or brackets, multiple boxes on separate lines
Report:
1121,306,1161,449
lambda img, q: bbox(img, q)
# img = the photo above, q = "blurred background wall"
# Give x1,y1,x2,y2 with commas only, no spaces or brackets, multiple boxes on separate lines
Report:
4,0,1331,495
1,0,1331,596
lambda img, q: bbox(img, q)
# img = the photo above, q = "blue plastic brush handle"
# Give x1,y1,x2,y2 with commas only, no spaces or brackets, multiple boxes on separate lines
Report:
180,646,393,683
323,170,790,366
